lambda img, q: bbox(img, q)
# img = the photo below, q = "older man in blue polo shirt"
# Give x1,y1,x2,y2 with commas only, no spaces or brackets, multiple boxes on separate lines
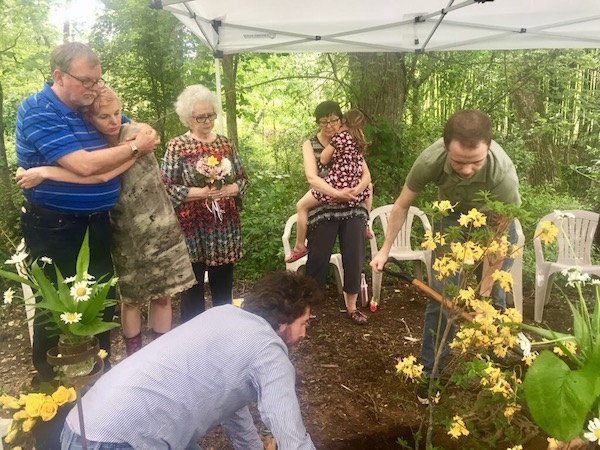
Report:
15,42,159,383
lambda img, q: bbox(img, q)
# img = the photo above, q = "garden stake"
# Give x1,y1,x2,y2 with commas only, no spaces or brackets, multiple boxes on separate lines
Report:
382,257,524,357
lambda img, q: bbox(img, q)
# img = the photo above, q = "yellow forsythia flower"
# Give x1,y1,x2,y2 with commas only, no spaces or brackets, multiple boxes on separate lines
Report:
432,200,456,212
492,270,513,292
537,221,558,244
39,399,58,422
395,355,424,380
448,415,469,439
98,349,108,360
507,446,523,450
206,156,219,166
21,417,37,432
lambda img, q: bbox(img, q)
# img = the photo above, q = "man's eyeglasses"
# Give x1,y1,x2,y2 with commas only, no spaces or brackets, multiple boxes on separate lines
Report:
193,113,218,123
318,118,340,127
63,71,106,89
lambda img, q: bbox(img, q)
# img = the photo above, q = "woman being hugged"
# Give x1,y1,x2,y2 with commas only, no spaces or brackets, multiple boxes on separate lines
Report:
162,84,249,323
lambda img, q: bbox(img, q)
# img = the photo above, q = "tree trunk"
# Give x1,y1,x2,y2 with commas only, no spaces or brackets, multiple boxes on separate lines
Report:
221,55,239,149
0,80,17,223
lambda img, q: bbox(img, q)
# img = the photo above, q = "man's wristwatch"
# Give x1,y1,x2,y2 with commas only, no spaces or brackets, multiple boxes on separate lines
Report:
129,142,139,158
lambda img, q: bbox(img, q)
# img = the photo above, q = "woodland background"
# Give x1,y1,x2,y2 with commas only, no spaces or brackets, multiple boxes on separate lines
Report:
1,0,600,289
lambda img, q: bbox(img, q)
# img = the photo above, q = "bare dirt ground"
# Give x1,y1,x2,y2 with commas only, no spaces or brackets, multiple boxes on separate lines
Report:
0,272,572,450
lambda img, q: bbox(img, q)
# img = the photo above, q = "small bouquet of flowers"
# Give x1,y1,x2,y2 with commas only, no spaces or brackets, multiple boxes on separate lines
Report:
1,386,77,446
195,152,234,221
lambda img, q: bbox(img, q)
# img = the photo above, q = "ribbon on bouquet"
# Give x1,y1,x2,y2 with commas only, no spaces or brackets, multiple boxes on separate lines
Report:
205,198,224,222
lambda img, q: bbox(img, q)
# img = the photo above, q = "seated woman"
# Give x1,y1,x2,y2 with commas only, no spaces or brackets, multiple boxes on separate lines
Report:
286,108,372,263
15,87,196,355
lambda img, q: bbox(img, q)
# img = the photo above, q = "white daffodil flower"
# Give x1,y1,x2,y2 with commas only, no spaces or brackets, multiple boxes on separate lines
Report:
60,312,82,324
554,210,575,219
70,281,91,302
4,251,28,265
3,288,15,305
584,417,600,442
517,332,532,357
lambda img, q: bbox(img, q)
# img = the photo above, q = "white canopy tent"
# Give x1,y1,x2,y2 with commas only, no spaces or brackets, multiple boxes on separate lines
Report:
153,0,600,55
151,0,600,131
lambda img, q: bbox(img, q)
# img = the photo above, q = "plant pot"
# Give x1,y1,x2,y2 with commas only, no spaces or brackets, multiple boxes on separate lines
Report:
47,336,100,379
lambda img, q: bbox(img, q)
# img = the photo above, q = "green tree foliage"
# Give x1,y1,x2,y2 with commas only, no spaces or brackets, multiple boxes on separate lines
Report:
89,0,213,155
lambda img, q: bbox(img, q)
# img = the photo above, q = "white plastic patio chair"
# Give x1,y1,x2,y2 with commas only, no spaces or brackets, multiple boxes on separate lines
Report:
282,213,344,294
533,210,600,322
507,218,525,314
368,205,432,303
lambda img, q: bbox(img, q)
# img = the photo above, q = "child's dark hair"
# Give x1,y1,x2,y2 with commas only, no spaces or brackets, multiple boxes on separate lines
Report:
344,109,368,153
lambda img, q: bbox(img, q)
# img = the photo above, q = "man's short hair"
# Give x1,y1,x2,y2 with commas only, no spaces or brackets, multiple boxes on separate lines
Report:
243,271,321,330
314,100,343,122
50,42,100,73
443,109,492,148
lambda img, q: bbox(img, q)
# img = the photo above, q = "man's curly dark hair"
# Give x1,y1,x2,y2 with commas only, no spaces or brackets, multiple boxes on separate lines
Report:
243,271,322,330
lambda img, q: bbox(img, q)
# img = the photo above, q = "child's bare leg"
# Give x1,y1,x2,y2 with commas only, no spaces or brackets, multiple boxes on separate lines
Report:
293,191,321,252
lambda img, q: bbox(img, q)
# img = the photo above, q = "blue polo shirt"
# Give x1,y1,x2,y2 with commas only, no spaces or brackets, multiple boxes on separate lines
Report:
16,83,120,213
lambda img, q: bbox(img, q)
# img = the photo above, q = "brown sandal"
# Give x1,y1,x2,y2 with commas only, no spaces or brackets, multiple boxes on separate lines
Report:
349,309,368,325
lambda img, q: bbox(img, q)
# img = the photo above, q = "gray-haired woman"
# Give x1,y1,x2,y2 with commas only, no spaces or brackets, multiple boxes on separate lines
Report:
161,85,249,322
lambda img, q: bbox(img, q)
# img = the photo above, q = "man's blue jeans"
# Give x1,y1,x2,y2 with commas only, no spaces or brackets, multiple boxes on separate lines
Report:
420,216,517,378
60,423,202,450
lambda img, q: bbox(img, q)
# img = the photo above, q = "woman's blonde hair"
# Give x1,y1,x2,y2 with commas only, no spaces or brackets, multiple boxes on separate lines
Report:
174,84,220,126
83,87,121,119
344,109,368,153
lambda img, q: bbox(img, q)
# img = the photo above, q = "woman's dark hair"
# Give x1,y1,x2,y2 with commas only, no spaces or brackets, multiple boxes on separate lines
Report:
314,100,343,122
343,109,368,154
243,271,321,330
443,109,492,148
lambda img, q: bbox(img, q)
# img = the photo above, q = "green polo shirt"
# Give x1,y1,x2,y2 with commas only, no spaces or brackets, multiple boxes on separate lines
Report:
405,138,521,213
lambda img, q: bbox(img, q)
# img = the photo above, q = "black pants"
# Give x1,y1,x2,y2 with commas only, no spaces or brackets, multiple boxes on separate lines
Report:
180,262,234,322
305,217,365,294
20,202,115,383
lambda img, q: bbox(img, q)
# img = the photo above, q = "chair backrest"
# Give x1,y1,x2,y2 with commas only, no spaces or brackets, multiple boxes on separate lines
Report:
368,204,432,255
533,210,600,266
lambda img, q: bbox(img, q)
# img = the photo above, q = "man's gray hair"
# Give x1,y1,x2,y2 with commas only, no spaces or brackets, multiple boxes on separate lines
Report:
50,42,100,73
174,84,220,126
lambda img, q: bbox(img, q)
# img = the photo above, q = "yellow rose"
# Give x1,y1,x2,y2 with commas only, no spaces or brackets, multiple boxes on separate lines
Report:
52,386,76,406
24,393,46,418
22,417,37,432
39,399,59,422
4,428,18,443
13,409,30,420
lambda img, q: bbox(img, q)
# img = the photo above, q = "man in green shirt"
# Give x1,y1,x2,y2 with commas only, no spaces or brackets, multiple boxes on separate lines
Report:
370,109,521,404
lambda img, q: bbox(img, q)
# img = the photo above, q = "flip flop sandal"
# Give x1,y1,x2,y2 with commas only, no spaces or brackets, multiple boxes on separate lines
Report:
349,309,368,325
285,248,308,263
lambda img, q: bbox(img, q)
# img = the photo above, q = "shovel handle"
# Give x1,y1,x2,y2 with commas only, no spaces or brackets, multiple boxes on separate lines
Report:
383,258,474,322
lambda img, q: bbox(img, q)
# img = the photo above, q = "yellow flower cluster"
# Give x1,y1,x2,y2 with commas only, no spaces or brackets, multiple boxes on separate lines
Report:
478,362,521,418
1,386,76,445
450,241,484,265
458,208,487,228
491,270,513,292
447,415,469,439
395,355,424,380
432,256,461,281
536,221,559,244
450,300,522,360
553,341,577,357
432,200,456,212
421,230,446,251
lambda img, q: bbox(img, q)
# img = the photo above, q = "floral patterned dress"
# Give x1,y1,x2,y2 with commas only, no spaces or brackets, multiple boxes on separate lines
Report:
161,134,248,266
311,130,369,207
